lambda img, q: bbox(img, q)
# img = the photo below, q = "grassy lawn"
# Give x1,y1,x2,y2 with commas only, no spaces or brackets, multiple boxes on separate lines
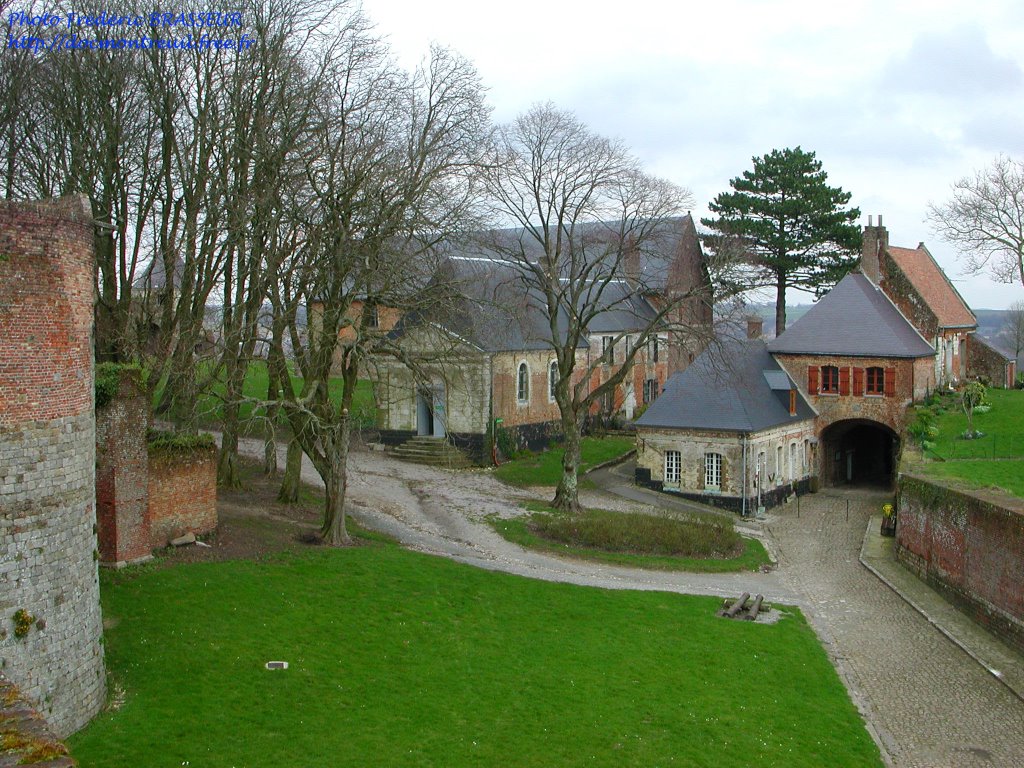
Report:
157,361,376,428
495,436,635,486
925,389,1024,460
69,546,880,768
492,503,771,573
915,389,1024,498
921,459,1024,499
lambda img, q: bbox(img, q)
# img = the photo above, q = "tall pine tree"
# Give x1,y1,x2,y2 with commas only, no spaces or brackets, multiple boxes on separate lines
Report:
702,147,861,334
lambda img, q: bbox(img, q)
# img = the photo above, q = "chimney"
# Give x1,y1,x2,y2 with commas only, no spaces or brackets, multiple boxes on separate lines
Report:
860,214,888,285
746,317,763,339
623,235,640,286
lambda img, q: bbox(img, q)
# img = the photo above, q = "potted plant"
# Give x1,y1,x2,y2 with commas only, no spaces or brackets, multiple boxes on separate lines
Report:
880,503,896,537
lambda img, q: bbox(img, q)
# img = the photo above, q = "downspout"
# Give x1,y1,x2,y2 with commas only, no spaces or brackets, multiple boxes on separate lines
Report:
741,433,748,518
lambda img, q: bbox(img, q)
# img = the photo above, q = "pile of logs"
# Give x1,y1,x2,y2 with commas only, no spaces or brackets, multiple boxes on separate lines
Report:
717,592,768,621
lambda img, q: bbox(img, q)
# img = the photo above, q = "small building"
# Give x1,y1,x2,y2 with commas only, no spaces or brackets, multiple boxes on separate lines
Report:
634,334,816,512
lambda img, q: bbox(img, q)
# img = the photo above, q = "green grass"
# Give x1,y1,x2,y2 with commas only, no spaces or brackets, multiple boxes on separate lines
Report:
921,459,1024,499
155,361,376,429
494,436,635,486
492,503,771,573
69,546,880,768
925,389,1024,460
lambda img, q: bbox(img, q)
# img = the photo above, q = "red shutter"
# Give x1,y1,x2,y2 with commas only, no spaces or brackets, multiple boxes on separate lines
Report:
852,367,864,396
808,366,819,395
884,367,896,397
839,366,851,396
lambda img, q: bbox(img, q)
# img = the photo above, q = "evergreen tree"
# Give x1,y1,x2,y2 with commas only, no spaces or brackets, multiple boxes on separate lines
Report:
702,147,861,334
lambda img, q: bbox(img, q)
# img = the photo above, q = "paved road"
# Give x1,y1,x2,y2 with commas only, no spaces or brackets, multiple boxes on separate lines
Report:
238,439,1024,766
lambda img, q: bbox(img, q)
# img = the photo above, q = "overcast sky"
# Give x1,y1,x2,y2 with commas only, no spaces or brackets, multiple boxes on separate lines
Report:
359,0,1024,311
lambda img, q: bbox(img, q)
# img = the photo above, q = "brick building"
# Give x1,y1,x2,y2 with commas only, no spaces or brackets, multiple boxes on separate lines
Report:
373,216,712,462
634,218,1014,509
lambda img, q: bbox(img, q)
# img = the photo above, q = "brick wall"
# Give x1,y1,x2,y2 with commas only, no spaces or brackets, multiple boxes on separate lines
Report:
147,447,217,547
95,372,151,565
0,196,105,737
896,473,1024,654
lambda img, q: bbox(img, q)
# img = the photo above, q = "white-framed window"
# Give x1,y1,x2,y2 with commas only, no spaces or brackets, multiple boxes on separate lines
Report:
517,362,529,403
704,452,722,490
803,439,809,474
776,445,783,485
649,335,659,363
789,442,797,481
643,377,658,404
665,450,681,485
548,360,558,402
602,335,615,365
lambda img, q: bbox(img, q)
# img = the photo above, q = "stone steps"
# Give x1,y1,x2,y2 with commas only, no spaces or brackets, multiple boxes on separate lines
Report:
389,437,474,469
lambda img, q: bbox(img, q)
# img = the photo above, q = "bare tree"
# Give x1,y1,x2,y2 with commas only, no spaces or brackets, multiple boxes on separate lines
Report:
928,155,1024,289
480,103,726,514
265,37,489,544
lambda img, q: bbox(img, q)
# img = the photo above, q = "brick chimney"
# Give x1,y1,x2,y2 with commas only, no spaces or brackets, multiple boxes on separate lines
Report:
746,316,763,339
860,214,888,285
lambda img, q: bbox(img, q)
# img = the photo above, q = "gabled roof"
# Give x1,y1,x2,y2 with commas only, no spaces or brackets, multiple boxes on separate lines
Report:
887,244,977,329
767,272,935,358
635,338,815,433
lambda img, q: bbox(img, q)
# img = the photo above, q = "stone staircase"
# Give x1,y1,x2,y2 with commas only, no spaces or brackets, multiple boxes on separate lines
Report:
389,436,474,469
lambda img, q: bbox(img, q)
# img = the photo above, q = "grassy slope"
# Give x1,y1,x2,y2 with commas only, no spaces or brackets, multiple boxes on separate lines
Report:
494,437,635,487
920,390,1024,497
70,546,880,768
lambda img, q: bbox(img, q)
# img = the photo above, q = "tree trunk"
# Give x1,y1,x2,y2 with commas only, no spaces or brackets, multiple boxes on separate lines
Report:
217,409,242,488
263,367,279,476
320,419,353,546
775,275,788,336
552,418,584,514
277,437,302,503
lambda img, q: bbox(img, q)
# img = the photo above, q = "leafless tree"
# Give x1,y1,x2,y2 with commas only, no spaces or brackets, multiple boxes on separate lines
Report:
480,103,733,514
928,155,1024,289
1005,300,1024,365
265,36,489,544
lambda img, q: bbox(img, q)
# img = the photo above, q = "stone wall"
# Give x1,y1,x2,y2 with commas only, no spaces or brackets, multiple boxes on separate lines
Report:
0,196,105,737
896,473,1024,654
95,371,151,565
967,334,1015,389
147,446,217,547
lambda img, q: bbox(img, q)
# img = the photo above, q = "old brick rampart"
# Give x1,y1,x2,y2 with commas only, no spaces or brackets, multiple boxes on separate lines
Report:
0,196,105,737
896,472,1024,654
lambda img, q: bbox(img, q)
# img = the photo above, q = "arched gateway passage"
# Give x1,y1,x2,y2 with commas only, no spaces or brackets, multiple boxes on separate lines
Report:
820,419,899,488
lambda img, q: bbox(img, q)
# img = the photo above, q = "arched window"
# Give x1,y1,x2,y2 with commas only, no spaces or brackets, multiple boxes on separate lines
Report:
548,360,558,402
517,362,529,403
704,452,722,490
866,366,885,395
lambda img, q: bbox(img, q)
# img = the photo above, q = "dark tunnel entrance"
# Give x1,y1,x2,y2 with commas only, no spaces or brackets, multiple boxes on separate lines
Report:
820,419,899,488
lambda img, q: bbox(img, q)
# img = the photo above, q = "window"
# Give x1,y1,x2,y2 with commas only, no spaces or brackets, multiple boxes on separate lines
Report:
665,450,681,484
602,335,614,365
803,439,809,474
548,360,558,402
776,446,783,485
367,304,379,328
789,443,796,481
649,335,660,363
704,452,722,490
820,365,839,394
643,378,658,404
517,362,529,403
624,335,632,359
866,366,885,395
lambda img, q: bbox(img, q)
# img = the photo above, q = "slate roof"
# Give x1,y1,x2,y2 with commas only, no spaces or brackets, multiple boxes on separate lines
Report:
767,272,935,358
887,245,977,329
391,216,702,353
635,338,815,432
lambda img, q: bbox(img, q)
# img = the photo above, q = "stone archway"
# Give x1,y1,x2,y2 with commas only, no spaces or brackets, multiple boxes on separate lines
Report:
820,419,899,488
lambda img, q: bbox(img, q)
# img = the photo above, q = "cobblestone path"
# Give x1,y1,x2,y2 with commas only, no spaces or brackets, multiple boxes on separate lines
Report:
769,489,1024,768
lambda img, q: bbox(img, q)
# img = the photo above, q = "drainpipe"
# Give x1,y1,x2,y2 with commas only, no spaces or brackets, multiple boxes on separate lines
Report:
741,433,748,518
